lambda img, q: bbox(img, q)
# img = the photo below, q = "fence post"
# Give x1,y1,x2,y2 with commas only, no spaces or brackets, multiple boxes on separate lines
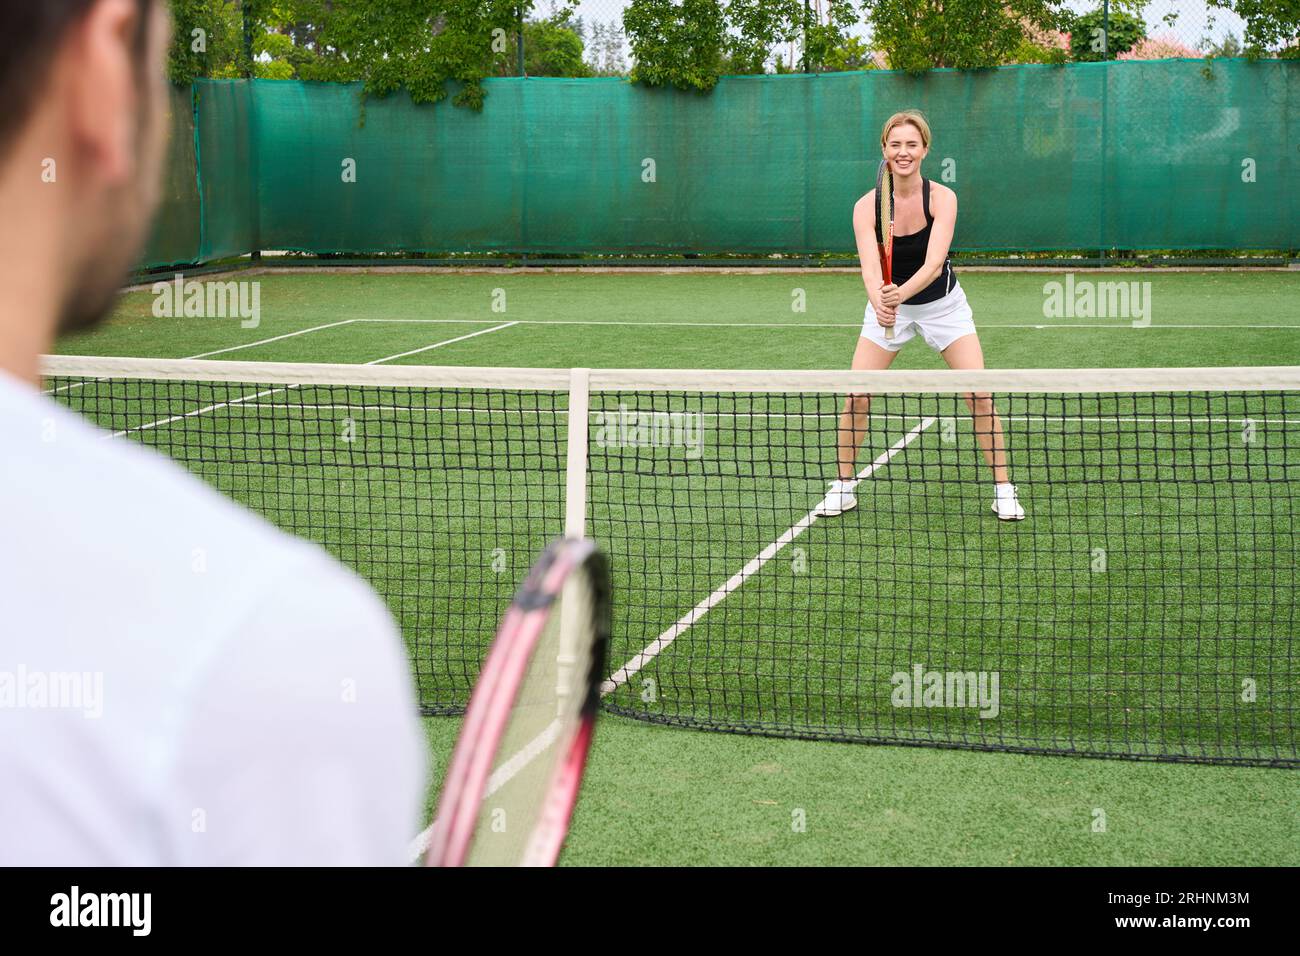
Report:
242,1,260,264
802,0,810,73
517,3,526,76
241,1,254,77
1100,0,1110,261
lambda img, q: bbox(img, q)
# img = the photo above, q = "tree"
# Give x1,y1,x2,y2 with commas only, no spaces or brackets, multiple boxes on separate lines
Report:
623,0,863,89
169,1,540,108
818,33,877,72
1206,0,1300,58
507,13,591,76
623,0,728,90
1206,32,1243,57
1067,8,1148,61
167,0,245,84
586,21,629,76
865,0,1073,72
800,3,878,73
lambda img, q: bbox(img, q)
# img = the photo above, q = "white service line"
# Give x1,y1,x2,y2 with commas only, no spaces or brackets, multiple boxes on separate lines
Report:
406,715,566,864
105,386,287,439
357,318,862,329
352,318,1300,331
484,718,564,799
365,322,518,365
42,320,360,398
184,319,359,359
599,416,938,695
408,827,434,862
102,322,521,438
409,417,937,864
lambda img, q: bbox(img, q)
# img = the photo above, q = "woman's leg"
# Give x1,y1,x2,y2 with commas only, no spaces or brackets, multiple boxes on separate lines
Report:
835,335,898,479
940,333,1009,484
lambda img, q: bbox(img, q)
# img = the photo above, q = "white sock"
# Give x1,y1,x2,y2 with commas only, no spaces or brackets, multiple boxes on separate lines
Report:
995,482,1016,498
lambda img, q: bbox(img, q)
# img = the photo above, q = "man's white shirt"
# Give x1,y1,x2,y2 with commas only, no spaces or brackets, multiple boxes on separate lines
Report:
0,369,426,865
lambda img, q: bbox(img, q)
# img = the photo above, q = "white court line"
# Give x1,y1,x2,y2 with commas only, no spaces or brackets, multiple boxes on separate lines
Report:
407,421,940,863
599,416,938,695
185,319,360,359
352,318,1300,331
409,418,937,863
1005,324,1300,330
366,322,517,364
47,317,516,398
104,322,520,437
483,717,565,799
42,320,360,398
407,715,566,863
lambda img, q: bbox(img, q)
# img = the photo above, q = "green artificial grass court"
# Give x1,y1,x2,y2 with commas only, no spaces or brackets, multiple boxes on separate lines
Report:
60,270,1300,369
421,714,1298,866
60,268,1300,865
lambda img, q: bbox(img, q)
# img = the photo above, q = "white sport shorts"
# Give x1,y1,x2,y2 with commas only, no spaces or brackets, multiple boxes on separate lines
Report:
861,282,976,352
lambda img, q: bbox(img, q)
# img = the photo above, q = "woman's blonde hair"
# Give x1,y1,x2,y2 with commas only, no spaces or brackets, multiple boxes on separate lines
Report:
880,110,932,149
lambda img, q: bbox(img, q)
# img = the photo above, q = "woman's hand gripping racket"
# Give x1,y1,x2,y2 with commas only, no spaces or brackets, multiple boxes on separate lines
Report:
875,158,896,342
424,538,611,867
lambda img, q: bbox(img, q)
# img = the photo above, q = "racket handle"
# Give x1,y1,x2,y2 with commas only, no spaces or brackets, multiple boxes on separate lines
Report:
881,254,893,341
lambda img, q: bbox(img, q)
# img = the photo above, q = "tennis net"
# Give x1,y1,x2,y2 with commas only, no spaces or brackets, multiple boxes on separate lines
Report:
42,356,1299,767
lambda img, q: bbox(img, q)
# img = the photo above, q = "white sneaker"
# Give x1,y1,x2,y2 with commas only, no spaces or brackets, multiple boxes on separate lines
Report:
991,483,1025,521
814,479,858,517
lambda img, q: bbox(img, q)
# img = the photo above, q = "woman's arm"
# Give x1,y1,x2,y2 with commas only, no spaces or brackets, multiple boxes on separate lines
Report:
853,193,889,318
893,185,957,303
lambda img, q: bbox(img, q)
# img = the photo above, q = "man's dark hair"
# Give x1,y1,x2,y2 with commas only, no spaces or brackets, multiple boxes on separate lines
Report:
0,0,155,156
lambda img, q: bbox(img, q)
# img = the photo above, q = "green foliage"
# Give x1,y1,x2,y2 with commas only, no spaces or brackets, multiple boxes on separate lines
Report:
1009,38,1070,66
166,0,245,84
795,2,864,72
1067,8,1148,61
818,34,878,72
304,0,524,108
511,13,592,77
1207,0,1300,58
166,0,534,108
866,0,1073,72
1206,32,1244,58
625,0,861,89
722,0,806,74
623,0,727,91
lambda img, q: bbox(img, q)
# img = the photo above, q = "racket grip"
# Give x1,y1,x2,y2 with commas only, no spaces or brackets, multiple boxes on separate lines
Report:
884,325,895,341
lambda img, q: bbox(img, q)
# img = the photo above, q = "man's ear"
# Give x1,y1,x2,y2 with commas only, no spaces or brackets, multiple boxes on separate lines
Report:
62,0,144,185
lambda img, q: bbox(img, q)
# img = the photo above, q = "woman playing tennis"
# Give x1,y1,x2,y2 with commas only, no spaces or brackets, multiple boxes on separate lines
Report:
814,110,1025,521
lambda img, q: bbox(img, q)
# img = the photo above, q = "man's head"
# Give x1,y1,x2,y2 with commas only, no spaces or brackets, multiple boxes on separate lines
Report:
0,0,170,349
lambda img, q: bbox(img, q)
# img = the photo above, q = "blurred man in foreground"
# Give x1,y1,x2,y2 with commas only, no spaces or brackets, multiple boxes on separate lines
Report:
0,0,425,865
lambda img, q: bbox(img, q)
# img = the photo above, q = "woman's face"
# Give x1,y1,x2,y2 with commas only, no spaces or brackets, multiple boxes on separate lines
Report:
882,122,927,177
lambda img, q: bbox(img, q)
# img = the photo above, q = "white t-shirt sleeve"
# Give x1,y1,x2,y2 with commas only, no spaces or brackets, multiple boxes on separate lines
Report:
161,550,427,866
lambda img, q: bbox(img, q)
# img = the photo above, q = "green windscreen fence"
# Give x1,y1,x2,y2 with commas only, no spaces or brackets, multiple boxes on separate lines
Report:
141,59,1296,269
141,85,201,268
195,80,256,262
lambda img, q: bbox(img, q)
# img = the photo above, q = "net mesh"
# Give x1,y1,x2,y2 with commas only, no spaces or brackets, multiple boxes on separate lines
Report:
43,357,1299,766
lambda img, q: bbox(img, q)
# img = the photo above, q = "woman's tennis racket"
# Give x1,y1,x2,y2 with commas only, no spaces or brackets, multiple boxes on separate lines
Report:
424,538,611,867
875,157,896,342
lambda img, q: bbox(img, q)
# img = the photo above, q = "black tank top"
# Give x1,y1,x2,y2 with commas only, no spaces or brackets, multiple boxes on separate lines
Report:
885,178,956,304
